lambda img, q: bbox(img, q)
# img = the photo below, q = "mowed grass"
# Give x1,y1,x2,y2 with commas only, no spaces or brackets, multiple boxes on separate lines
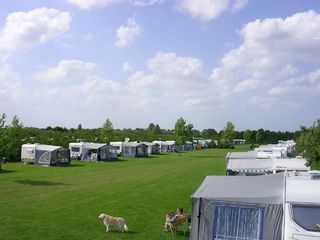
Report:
0,148,245,240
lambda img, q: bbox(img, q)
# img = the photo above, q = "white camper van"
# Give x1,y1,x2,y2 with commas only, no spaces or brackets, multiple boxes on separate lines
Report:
284,171,320,240
69,142,84,159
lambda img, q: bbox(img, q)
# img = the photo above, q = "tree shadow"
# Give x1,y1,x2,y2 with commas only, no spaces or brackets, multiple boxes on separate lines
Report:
0,169,16,174
67,163,84,167
187,155,221,159
105,158,128,163
15,179,70,186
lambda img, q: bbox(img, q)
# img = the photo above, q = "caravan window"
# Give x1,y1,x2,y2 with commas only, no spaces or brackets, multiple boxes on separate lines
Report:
71,147,80,152
292,204,320,232
213,204,264,240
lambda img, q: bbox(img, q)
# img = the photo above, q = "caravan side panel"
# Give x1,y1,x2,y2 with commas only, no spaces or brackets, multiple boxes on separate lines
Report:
21,145,36,163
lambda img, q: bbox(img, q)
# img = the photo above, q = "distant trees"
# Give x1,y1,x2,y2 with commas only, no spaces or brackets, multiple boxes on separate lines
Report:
174,117,193,145
0,112,314,162
147,123,161,141
221,121,235,144
201,128,217,139
0,114,24,161
296,119,320,167
243,129,254,143
100,118,114,143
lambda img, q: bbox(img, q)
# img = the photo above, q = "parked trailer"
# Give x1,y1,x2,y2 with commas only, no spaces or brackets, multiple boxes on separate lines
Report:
21,144,70,166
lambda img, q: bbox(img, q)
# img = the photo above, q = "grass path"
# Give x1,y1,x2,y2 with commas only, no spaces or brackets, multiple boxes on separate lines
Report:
0,148,237,240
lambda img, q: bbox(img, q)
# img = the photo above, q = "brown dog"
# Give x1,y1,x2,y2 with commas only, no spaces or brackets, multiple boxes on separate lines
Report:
98,213,128,232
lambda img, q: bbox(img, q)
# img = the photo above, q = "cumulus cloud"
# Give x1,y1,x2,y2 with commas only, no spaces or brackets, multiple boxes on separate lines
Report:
210,10,320,109
123,62,133,72
0,8,71,62
0,65,23,100
175,0,248,22
147,52,202,76
114,18,141,48
65,0,123,9
131,0,164,6
33,60,96,83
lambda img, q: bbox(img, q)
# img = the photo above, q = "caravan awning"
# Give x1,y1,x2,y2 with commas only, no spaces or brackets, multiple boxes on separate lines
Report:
227,158,273,172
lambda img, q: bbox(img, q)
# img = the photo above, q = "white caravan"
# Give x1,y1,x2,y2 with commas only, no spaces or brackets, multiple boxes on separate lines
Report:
69,142,85,159
284,171,320,240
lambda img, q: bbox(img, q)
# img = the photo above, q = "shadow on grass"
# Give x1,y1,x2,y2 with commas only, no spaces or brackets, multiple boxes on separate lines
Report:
187,155,221,159
68,163,84,167
105,159,128,163
0,169,16,174
15,179,70,186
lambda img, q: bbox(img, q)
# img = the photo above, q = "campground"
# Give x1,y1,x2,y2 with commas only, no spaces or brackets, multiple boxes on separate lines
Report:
0,147,243,240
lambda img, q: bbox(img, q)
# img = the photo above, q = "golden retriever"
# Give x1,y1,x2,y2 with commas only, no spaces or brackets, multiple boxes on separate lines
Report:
98,213,128,232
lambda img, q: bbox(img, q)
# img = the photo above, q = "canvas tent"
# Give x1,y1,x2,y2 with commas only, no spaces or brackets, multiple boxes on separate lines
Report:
152,140,177,152
80,143,117,162
190,174,285,240
141,142,160,155
121,142,148,157
110,142,123,156
21,144,70,166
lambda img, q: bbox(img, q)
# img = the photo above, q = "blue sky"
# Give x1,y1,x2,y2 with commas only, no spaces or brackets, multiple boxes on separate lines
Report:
0,0,319,131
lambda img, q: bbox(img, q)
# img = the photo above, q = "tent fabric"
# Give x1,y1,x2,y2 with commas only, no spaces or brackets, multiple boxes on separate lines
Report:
80,143,116,161
190,174,285,240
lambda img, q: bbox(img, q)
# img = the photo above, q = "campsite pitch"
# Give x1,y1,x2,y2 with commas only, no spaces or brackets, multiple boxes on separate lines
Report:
0,148,240,240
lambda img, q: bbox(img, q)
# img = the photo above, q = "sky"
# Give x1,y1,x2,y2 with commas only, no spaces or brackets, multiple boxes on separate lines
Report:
0,0,319,131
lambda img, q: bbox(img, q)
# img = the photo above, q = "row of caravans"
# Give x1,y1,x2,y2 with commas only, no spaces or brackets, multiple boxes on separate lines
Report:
108,140,180,157
225,140,309,175
190,140,320,240
20,140,184,166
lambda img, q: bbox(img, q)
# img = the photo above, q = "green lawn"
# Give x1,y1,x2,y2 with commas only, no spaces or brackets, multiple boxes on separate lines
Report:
0,148,237,240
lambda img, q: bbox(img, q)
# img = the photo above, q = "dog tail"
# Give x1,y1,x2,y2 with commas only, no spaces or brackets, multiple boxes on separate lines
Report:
124,224,128,232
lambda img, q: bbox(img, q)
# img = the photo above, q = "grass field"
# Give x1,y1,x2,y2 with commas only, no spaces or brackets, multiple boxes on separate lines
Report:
0,147,248,240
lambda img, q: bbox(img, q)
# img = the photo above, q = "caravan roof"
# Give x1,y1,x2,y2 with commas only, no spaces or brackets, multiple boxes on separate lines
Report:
192,174,285,203
226,151,257,159
286,173,320,204
82,143,107,149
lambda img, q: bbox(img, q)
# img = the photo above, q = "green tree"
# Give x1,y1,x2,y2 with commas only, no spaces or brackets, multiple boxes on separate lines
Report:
201,128,217,139
243,129,254,143
1,115,23,161
296,119,320,167
174,117,193,145
100,118,114,143
221,121,235,144
255,129,265,144
146,123,161,141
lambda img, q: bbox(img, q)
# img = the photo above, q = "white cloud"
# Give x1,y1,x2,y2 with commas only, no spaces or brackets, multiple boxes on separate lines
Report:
0,65,23,100
147,52,202,76
131,0,164,6
210,10,320,109
175,0,248,22
123,62,133,72
114,18,141,48
0,8,71,62
232,0,248,11
34,60,96,83
233,79,263,93
81,33,94,41
65,0,123,9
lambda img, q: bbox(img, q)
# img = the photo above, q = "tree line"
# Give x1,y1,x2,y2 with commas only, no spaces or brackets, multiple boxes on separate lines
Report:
0,113,318,166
